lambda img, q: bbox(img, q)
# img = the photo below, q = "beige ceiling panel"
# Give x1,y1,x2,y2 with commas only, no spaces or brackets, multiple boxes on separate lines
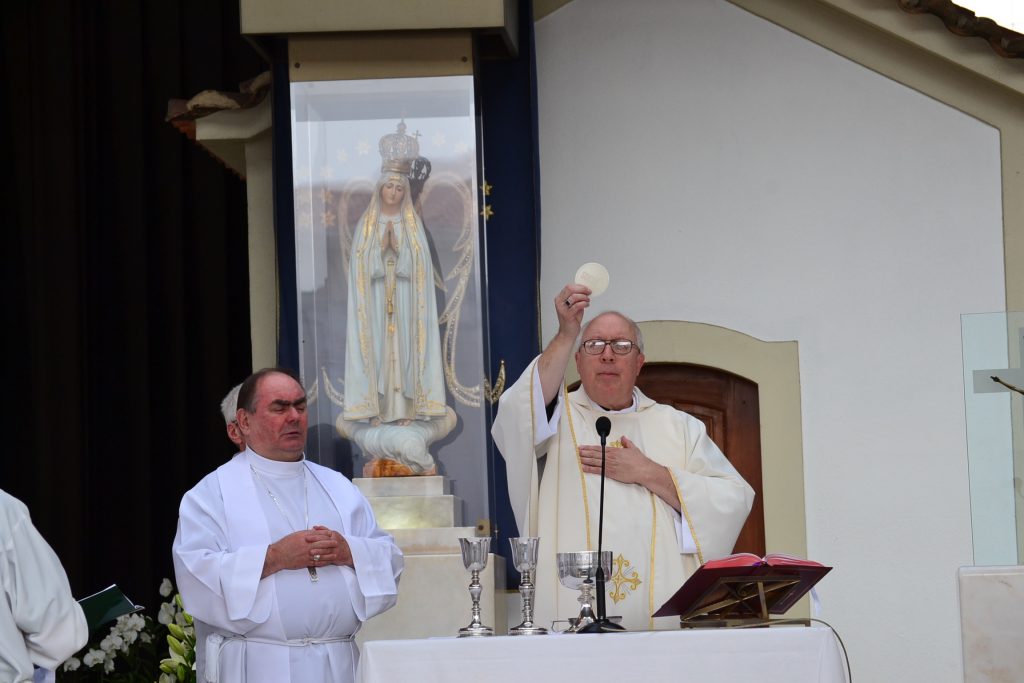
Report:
242,0,508,34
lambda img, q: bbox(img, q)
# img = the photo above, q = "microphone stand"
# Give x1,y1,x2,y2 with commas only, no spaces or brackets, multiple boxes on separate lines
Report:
578,418,625,633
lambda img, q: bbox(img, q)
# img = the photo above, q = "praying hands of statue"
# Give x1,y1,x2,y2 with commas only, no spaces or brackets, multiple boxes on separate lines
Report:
577,435,681,512
261,528,334,578
381,219,397,254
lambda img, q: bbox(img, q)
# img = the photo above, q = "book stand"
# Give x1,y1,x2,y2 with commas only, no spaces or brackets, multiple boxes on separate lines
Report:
653,560,831,629
677,574,808,628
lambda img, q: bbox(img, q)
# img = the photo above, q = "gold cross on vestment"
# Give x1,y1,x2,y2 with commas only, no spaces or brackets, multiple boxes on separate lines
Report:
608,553,641,604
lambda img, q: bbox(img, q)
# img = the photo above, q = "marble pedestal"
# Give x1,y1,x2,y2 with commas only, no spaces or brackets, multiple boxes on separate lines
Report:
958,565,1024,683
355,552,506,645
354,476,507,642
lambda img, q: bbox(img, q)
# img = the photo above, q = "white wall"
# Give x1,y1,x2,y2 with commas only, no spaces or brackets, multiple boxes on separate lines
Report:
535,1,1005,680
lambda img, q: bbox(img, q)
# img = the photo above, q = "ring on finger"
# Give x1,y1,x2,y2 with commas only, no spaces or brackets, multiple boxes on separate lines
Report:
313,554,321,562
564,297,572,307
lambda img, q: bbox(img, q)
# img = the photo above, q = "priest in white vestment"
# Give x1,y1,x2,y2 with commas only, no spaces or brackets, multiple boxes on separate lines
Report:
0,489,88,683
492,285,754,631
173,369,403,683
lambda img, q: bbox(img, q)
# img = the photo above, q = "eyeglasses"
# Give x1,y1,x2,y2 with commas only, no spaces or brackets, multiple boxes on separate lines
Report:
581,339,638,355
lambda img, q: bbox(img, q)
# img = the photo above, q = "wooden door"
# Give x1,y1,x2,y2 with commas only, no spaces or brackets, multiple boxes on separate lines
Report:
636,362,765,556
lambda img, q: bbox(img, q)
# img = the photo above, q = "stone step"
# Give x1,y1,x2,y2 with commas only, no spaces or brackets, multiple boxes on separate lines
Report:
386,526,479,555
354,475,449,498
367,494,460,529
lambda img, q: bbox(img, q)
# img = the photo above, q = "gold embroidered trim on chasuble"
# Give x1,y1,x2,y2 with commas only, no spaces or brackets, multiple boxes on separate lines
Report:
565,393,644,612
564,384,593,550
667,467,704,565
648,493,657,629
528,365,536,450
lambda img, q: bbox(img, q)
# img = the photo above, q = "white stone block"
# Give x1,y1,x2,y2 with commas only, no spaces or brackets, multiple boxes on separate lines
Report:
959,565,1024,683
354,475,449,497
387,527,479,555
367,494,460,529
357,553,507,644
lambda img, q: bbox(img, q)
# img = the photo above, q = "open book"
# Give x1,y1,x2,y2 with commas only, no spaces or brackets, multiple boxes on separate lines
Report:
653,553,831,623
702,552,825,570
78,584,143,632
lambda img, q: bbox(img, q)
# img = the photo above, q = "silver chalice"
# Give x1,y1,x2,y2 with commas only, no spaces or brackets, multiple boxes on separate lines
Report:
557,550,612,633
457,537,494,637
509,537,547,635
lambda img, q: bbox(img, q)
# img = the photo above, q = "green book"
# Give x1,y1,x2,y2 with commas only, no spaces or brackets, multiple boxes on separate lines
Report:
78,584,143,632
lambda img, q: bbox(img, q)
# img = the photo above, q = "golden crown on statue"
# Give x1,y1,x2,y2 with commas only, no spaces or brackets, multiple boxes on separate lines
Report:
379,120,420,174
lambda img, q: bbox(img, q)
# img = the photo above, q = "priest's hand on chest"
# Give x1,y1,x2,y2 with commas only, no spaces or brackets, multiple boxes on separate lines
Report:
578,436,681,512
578,436,655,486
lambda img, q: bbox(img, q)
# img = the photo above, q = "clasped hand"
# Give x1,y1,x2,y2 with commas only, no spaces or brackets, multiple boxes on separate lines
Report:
264,525,354,577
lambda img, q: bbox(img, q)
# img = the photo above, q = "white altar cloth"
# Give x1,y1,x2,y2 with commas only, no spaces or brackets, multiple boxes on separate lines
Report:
357,626,847,683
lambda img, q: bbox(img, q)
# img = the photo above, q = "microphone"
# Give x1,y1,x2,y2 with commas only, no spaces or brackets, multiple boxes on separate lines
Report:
578,415,625,633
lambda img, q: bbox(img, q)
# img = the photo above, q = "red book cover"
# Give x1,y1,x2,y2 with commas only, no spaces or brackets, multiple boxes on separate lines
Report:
653,553,831,620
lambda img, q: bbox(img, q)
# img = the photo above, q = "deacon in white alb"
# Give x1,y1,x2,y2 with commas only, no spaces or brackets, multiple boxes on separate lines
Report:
173,368,403,683
492,284,754,631
0,489,88,683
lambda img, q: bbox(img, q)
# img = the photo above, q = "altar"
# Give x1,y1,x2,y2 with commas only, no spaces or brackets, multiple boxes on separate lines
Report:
357,626,847,683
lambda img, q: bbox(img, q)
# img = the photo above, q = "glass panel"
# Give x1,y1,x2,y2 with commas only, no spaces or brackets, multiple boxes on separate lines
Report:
291,76,491,528
961,311,1024,565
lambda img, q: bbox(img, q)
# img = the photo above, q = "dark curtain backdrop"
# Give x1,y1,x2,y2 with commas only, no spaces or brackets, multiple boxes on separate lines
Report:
2,1,262,611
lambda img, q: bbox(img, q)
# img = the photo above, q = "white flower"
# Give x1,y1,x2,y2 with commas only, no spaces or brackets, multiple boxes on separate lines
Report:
159,578,174,597
116,612,145,635
158,602,176,625
83,649,105,667
140,631,153,643
121,628,138,647
103,656,115,673
62,657,81,672
101,632,125,653
174,610,187,626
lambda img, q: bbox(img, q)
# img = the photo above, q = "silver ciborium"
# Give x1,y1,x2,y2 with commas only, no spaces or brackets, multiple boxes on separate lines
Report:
557,550,612,633
457,537,494,637
509,537,547,635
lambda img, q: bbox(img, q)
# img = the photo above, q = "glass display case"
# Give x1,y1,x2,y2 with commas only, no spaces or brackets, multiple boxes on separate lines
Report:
961,311,1023,565
290,75,493,529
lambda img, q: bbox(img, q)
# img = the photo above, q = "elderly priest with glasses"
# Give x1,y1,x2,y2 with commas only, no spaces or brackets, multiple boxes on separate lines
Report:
492,283,754,631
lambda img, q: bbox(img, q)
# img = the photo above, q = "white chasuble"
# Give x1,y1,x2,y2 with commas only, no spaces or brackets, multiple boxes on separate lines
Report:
492,357,754,631
172,450,403,683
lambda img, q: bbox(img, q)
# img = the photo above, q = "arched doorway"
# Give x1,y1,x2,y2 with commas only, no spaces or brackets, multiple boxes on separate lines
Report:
637,362,766,556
